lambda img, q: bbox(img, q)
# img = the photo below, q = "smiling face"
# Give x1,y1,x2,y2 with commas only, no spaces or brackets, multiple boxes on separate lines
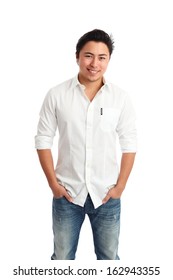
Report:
76,41,110,86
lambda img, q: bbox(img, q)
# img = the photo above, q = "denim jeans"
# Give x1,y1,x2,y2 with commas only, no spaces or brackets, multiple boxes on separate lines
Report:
51,194,120,260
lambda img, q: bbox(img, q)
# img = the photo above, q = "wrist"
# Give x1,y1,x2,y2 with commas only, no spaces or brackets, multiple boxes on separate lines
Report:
114,182,126,192
48,179,60,191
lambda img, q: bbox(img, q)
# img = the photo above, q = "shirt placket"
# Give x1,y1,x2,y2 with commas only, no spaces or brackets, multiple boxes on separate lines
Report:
85,102,94,192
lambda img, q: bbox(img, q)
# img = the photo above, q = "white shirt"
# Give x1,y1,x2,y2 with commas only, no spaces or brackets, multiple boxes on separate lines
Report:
35,76,137,208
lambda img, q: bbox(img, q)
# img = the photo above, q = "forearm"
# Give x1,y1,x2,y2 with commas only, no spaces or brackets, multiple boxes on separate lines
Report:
102,152,136,203
37,149,58,190
37,149,73,201
116,152,136,191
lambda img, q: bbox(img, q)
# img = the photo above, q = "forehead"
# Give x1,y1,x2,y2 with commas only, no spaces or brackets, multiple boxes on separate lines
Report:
80,41,109,55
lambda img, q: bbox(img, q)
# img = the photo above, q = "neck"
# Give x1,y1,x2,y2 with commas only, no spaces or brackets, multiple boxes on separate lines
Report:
78,74,104,91
78,74,104,101
82,79,104,102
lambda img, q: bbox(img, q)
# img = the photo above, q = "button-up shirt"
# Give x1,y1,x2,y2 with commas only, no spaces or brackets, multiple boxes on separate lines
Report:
35,76,137,208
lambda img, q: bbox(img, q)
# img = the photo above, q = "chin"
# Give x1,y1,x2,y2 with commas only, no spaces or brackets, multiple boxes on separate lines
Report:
90,77,101,83
87,75,100,82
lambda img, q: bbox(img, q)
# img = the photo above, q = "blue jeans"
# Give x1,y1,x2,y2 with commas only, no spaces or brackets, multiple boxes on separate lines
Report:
51,194,121,260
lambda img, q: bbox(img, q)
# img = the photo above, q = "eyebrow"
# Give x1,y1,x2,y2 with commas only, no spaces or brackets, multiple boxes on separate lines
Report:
84,52,108,57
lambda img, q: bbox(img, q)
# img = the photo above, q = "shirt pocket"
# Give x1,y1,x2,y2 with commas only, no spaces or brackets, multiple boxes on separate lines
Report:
100,108,120,132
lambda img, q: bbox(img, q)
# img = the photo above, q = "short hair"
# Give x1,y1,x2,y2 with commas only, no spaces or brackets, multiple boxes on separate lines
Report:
76,29,114,58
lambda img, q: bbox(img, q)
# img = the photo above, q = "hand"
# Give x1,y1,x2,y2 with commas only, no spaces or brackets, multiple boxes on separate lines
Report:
52,183,73,203
102,185,124,204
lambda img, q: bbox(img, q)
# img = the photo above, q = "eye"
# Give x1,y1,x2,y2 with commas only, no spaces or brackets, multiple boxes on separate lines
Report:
99,56,106,60
85,54,92,58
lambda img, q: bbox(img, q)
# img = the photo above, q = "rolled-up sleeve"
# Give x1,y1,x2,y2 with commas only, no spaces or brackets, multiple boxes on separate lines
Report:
116,94,137,153
35,89,58,150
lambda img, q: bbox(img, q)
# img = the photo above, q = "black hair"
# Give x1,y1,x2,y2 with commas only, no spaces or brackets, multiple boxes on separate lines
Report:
76,29,114,58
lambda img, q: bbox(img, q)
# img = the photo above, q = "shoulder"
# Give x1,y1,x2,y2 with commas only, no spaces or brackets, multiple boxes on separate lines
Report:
49,77,75,97
106,81,127,97
105,81,129,106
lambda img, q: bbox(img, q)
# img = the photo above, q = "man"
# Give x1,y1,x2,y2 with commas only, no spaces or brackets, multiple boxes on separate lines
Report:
35,29,137,260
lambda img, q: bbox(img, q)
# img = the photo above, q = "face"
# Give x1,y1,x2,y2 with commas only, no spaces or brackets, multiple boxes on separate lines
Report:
76,41,110,85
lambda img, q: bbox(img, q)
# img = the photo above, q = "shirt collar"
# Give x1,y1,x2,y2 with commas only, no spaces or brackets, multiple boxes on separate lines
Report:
71,75,109,90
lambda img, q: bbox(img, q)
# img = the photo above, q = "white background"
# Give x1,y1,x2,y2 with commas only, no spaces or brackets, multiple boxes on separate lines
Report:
0,0,173,277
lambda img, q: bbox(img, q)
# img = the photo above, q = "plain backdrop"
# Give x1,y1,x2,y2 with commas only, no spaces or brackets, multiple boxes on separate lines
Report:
0,0,173,276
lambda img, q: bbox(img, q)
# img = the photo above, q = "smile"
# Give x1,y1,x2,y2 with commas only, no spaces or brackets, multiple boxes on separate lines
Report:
88,69,98,74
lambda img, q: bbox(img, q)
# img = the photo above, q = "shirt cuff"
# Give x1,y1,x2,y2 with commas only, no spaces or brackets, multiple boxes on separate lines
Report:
35,135,53,149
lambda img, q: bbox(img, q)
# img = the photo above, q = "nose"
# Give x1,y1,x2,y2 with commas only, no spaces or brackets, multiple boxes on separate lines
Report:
90,57,98,68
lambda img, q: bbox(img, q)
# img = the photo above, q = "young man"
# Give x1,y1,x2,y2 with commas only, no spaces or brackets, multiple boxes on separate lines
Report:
35,29,137,260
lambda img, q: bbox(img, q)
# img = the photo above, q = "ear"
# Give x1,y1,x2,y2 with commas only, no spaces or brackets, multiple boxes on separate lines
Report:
76,52,79,64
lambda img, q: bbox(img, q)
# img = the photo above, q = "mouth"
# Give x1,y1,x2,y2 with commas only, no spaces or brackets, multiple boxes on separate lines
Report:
87,68,99,75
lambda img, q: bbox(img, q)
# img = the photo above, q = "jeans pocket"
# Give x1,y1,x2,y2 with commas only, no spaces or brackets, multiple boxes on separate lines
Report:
53,195,64,200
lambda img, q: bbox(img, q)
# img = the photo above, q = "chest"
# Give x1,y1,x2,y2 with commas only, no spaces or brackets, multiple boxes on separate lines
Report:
55,90,121,133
